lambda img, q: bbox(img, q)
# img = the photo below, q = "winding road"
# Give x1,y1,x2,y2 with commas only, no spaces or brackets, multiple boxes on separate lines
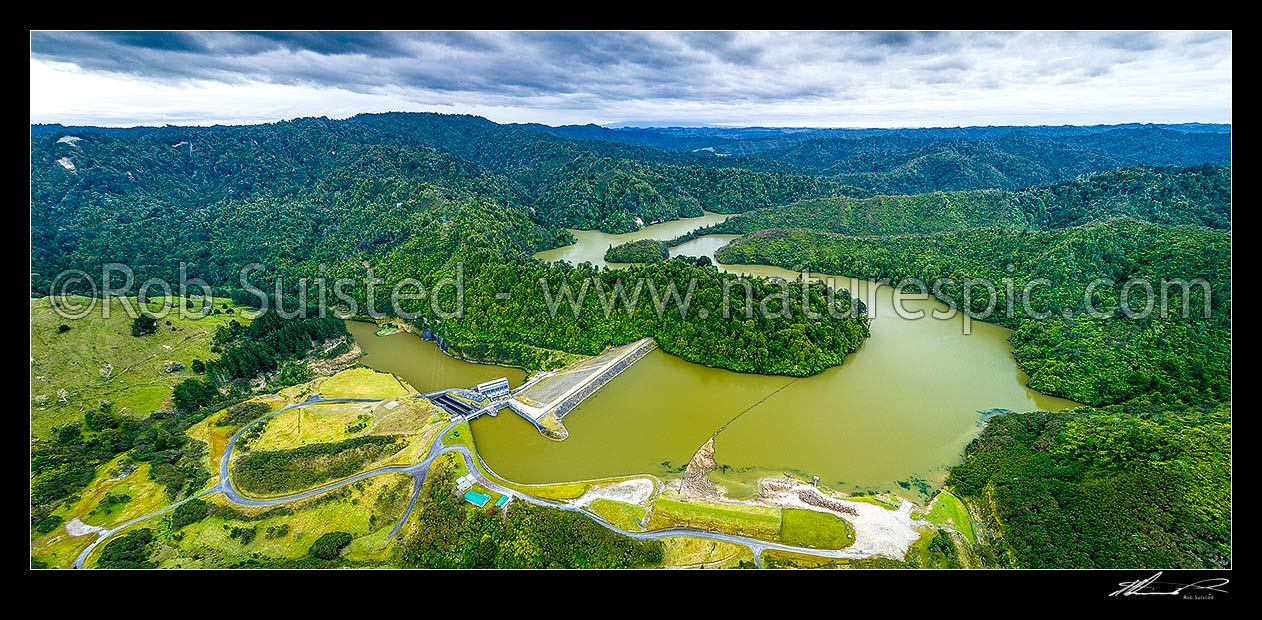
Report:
74,395,877,569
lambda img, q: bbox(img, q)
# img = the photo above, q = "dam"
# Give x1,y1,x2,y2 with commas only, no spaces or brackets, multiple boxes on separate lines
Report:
422,337,658,439
506,338,656,438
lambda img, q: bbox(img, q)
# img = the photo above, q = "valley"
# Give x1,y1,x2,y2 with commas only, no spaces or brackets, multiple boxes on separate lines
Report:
31,110,1231,571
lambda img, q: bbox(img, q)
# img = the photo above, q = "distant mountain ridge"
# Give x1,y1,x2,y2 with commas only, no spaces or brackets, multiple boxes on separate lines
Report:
512,121,1231,153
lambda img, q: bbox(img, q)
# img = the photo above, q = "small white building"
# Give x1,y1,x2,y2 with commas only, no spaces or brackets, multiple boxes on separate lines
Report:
475,377,511,399
455,474,476,492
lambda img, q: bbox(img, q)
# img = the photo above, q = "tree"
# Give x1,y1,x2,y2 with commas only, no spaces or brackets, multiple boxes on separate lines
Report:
96,528,156,568
84,402,121,431
54,423,81,444
309,531,354,560
131,315,157,337
172,378,218,412
56,324,70,333
170,499,210,529
190,359,205,373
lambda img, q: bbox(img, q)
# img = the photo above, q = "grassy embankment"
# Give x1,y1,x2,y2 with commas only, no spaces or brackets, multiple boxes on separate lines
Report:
588,498,649,530
918,489,975,545
646,496,854,550
659,537,755,568
443,422,858,551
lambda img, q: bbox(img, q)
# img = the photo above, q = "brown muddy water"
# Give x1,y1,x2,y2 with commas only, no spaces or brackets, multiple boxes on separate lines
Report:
351,214,1078,499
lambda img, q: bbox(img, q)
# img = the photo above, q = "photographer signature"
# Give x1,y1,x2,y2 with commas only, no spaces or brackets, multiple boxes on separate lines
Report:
1110,572,1229,597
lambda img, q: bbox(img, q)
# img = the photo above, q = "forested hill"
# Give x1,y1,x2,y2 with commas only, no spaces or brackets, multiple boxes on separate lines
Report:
716,220,1230,408
511,122,743,153
31,117,562,292
34,114,1230,239
509,122,1231,154
343,112,845,232
677,164,1231,240
510,122,1230,195
948,404,1230,568
30,113,1229,382
748,128,1229,195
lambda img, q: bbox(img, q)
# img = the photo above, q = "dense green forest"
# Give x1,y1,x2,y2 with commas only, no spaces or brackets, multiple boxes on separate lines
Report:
679,190,1029,239
734,128,1230,194
674,165,1231,241
232,435,406,495
1022,164,1231,230
511,121,1231,157
343,113,844,232
31,119,566,292
716,220,1229,406
945,405,1230,568
206,311,347,383
96,528,157,568
368,254,870,377
397,458,663,568
604,239,670,263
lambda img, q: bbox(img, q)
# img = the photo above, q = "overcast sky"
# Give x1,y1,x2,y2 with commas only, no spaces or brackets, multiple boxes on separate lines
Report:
29,31,1232,128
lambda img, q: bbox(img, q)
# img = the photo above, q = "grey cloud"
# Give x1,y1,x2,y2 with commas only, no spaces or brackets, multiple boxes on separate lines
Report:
921,57,971,72
248,32,416,57
868,31,914,47
1102,31,1162,52
94,31,212,52
1185,31,1229,46
852,31,958,53
29,30,1230,126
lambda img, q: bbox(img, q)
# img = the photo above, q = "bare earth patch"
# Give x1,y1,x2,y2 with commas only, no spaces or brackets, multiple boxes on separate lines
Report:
574,478,655,507
757,477,922,559
307,342,363,376
680,437,720,499
64,517,108,537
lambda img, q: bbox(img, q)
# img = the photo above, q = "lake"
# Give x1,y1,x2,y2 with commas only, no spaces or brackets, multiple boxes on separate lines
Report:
351,214,1078,499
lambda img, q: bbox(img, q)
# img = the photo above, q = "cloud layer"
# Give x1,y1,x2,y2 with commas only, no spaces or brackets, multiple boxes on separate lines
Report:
29,31,1232,127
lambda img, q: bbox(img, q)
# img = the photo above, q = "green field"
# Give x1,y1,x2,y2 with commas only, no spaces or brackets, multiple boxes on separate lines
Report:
843,494,900,510
442,422,475,450
588,498,649,531
31,527,96,569
647,496,781,540
250,405,370,451
923,490,975,545
30,295,248,438
316,367,411,398
779,508,854,549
